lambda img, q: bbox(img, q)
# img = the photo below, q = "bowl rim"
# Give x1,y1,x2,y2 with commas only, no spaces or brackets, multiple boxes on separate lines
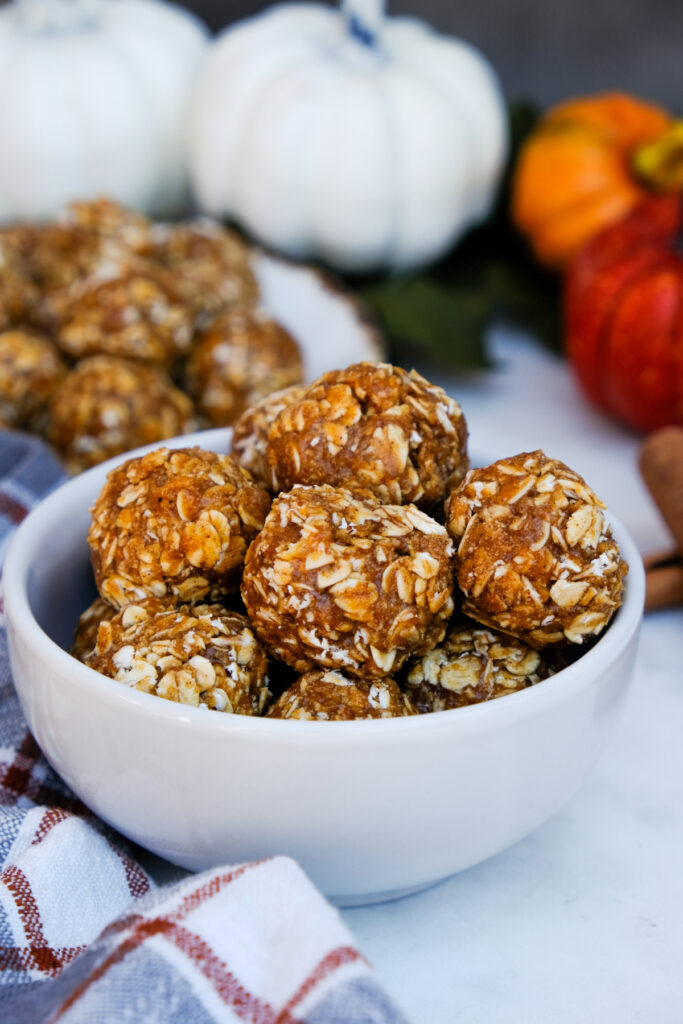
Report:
3,430,645,743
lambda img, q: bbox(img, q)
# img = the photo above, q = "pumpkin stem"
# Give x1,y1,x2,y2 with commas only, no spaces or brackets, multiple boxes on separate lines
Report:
633,123,683,193
341,0,386,47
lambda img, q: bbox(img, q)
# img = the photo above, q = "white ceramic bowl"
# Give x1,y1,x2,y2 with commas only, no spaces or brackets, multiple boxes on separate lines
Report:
3,430,644,906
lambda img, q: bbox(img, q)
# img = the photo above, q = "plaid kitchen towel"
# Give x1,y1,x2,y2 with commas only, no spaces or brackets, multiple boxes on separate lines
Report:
0,430,409,1024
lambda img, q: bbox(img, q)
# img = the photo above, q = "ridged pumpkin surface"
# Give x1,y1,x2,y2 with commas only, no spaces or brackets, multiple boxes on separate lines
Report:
566,196,683,432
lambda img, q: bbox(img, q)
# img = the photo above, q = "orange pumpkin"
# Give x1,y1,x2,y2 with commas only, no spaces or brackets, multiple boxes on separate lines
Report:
566,195,683,433
512,93,672,269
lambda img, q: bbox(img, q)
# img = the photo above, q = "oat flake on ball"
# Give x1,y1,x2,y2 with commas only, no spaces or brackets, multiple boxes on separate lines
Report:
185,308,303,428
403,622,553,712
446,451,628,647
89,446,271,608
267,670,415,720
59,198,151,249
231,384,307,491
241,484,455,678
141,220,259,324
71,594,179,664
264,362,468,509
0,231,40,329
71,596,118,664
47,356,195,474
85,600,271,715
55,262,194,367
0,329,66,431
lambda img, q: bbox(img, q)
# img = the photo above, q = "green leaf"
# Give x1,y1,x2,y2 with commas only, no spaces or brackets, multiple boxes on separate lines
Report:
489,254,563,353
360,276,492,371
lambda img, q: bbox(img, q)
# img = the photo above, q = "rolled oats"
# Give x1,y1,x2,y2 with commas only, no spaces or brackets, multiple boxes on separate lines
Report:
0,233,40,330
89,445,271,608
0,330,66,431
446,451,628,647
54,261,194,367
141,220,258,324
13,222,109,294
264,362,468,509
403,621,553,712
267,669,414,720
47,356,196,474
185,309,303,427
71,593,180,664
231,384,307,490
59,198,151,250
71,596,117,663
84,599,270,715
241,484,454,678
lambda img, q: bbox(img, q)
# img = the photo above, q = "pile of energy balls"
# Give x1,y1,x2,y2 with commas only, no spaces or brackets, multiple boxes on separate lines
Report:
73,361,629,721
0,198,302,473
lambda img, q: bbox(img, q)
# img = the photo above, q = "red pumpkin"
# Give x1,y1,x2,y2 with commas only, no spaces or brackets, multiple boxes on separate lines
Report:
566,195,683,432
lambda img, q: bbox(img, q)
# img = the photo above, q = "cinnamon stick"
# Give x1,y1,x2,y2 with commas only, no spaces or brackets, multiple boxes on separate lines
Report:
643,547,681,572
639,427,683,555
639,428,683,611
645,563,683,611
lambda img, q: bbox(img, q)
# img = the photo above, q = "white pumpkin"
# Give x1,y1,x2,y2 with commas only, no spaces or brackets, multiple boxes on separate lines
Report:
190,0,508,273
0,0,209,221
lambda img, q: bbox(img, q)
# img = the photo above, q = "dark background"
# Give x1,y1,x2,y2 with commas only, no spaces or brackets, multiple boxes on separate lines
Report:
183,0,680,109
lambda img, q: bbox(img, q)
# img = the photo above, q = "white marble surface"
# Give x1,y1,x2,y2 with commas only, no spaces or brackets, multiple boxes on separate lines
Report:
341,329,683,1024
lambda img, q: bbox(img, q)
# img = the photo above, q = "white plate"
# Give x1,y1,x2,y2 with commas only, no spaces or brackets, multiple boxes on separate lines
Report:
251,250,385,381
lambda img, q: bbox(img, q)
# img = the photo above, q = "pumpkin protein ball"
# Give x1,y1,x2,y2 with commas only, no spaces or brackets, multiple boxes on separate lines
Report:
84,600,271,715
12,222,107,291
0,268,39,330
0,239,40,329
13,224,122,334
19,224,124,332
71,596,117,663
230,383,307,490
142,220,259,323
46,356,195,474
89,445,271,608
0,329,66,431
54,262,194,367
264,362,468,508
241,484,455,678
403,622,553,713
446,450,628,648
185,308,304,427
71,594,182,663
267,670,415,720
59,197,151,249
